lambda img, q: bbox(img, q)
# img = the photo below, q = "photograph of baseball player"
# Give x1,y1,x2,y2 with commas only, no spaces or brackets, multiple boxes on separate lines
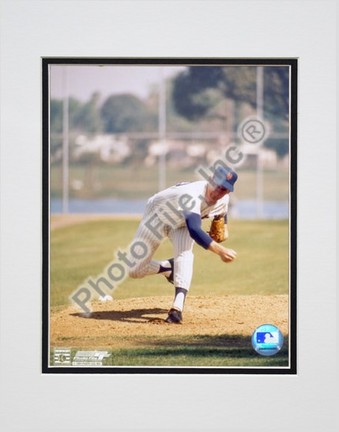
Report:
127,165,238,324
44,59,296,373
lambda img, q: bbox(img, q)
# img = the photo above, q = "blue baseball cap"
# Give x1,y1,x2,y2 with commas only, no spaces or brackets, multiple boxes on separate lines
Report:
212,166,238,192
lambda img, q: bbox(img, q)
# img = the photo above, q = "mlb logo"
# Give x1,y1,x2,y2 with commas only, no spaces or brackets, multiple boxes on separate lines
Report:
256,331,279,344
252,324,283,356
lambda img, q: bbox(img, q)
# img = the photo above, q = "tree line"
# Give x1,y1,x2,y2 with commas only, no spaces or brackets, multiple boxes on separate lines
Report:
50,66,290,157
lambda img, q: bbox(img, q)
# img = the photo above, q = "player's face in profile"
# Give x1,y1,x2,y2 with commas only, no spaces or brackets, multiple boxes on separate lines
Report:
206,182,230,204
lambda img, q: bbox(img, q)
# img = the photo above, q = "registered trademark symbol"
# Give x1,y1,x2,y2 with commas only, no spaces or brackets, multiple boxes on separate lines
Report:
240,119,266,144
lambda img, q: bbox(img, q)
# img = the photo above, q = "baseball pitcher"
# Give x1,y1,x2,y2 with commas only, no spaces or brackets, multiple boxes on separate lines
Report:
127,165,238,324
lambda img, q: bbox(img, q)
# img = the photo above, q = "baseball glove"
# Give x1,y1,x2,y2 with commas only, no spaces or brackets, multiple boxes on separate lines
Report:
208,215,226,243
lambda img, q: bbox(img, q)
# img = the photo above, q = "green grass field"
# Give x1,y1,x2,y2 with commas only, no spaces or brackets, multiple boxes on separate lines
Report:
51,164,289,201
50,218,289,307
53,339,289,367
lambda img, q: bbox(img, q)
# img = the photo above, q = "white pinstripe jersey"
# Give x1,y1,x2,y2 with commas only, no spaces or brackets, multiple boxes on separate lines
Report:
148,180,229,229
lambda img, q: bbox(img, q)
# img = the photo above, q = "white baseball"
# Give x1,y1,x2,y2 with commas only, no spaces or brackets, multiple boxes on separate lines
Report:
98,294,113,302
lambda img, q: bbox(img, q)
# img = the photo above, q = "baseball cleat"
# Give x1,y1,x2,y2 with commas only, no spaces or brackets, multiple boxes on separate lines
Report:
164,258,174,285
165,308,183,324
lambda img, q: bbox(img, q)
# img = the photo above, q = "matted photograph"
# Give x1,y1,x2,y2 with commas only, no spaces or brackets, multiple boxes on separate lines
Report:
42,58,297,373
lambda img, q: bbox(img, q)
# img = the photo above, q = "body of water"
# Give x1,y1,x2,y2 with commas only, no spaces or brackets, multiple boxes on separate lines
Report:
50,198,289,219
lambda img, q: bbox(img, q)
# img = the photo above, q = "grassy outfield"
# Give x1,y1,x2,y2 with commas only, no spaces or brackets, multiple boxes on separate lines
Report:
50,218,289,306
51,164,289,201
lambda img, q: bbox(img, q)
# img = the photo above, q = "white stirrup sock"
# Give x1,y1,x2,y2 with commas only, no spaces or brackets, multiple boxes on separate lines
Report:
172,287,188,311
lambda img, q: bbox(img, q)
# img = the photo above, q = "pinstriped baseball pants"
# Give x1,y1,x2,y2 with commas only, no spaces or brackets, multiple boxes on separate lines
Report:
127,199,195,291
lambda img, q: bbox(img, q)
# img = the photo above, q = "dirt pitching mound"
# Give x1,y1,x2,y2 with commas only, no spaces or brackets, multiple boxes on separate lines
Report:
51,295,288,349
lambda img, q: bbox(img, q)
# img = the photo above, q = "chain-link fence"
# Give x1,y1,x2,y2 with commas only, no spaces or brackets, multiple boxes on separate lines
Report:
50,131,289,218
